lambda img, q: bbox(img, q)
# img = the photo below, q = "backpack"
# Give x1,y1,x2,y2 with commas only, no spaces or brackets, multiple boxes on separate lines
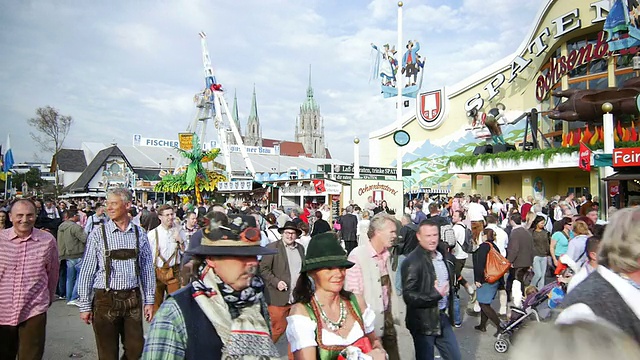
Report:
441,224,457,249
455,223,476,253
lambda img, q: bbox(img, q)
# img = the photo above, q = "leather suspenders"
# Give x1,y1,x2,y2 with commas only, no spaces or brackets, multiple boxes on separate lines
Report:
101,224,140,291
153,228,180,269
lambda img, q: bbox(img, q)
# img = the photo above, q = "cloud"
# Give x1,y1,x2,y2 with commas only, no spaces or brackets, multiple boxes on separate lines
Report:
0,0,547,167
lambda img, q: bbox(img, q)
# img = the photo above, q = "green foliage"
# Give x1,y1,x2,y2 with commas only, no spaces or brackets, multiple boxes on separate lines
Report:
13,168,49,188
447,141,640,168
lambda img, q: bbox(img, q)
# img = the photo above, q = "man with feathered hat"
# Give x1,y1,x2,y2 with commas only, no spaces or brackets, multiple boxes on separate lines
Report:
142,212,280,359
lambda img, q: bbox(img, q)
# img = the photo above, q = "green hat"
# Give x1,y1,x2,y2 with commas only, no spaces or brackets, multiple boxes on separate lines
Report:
301,232,354,272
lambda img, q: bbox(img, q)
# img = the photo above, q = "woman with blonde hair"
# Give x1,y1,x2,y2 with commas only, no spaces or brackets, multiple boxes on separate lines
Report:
557,207,640,344
524,211,537,230
357,211,370,245
565,220,591,268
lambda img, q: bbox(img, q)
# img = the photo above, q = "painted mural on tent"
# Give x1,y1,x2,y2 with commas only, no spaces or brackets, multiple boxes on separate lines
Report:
396,121,526,190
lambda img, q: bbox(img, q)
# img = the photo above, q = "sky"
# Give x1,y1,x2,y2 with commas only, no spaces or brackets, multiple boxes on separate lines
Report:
0,0,546,166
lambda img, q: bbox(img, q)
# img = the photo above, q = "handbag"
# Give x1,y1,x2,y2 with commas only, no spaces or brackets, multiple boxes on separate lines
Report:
484,244,511,284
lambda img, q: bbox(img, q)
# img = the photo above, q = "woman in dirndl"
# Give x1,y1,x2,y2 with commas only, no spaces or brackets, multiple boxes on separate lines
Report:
286,232,387,360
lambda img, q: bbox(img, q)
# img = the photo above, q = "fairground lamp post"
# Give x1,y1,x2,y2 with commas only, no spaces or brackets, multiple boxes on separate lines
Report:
354,137,360,179
166,155,175,172
396,1,404,181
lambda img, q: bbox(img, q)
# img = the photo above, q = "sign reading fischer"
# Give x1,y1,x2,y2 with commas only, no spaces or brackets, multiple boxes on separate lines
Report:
613,147,640,167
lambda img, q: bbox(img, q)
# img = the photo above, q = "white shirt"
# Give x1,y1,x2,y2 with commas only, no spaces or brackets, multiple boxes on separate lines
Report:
486,224,508,257
147,225,186,267
567,263,596,294
467,202,487,222
536,212,554,233
452,223,468,260
286,307,375,352
491,202,503,215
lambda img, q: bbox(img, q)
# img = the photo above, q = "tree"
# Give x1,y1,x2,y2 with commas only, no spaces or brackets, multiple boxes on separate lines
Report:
27,106,74,155
13,168,49,196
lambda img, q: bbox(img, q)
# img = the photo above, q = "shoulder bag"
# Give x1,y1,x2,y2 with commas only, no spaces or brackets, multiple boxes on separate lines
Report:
484,244,511,284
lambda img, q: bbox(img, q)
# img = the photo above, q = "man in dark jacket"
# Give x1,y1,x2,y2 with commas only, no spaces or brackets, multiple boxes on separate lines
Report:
57,209,87,305
401,219,461,360
310,211,331,236
506,213,534,301
259,221,304,345
338,206,358,254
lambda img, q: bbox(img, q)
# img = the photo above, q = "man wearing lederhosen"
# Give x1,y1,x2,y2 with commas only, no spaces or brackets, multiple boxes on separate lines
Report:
148,204,186,314
77,188,155,359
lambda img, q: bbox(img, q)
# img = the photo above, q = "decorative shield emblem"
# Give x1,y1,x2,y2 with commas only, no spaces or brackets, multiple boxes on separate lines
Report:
416,88,447,130
419,90,441,122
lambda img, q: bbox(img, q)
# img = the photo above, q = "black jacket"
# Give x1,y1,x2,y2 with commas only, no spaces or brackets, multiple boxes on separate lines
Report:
401,242,455,336
338,214,358,242
398,224,418,256
310,219,331,237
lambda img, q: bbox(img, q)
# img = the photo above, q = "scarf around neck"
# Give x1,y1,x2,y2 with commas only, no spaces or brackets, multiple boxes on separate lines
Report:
192,268,280,359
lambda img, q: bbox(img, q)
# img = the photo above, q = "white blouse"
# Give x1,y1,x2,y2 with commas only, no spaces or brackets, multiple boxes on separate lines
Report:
286,306,376,352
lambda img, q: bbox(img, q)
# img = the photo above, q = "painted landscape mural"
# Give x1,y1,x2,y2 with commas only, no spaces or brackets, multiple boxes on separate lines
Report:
399,122,527,191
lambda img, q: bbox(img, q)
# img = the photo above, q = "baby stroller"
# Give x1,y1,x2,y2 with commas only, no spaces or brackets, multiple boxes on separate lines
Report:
493,282,556,353
494,255,578,353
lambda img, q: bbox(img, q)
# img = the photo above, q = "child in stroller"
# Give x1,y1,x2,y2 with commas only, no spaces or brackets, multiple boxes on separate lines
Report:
493,255,579,353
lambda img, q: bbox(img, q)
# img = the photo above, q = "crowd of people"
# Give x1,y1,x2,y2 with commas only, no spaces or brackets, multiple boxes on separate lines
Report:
0,189,638,360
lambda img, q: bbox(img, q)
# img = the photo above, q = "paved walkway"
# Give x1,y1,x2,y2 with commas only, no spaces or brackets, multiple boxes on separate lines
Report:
43,269,511,359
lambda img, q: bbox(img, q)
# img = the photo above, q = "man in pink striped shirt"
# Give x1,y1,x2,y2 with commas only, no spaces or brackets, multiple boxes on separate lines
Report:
0,199,59,359
345,213,401,360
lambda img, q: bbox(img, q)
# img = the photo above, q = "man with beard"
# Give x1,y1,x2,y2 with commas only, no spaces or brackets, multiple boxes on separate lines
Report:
142,213,280,359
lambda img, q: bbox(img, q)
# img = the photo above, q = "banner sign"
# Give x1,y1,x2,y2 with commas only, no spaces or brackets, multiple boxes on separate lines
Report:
350,179,403,220
325,165,411,176
133,135,278,155
203,140,278,155
217,180,253,192
178,133,194,151
579,143,592,171
133,135,179,148
613,147,640,167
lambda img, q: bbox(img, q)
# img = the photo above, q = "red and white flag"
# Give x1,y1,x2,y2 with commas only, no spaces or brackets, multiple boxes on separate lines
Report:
579,142,591,172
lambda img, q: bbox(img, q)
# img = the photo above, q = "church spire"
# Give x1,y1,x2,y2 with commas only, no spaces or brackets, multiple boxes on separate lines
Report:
302,65,319,111
307,64,313,98
245,84,262,147
249,84,258,119
231,89,241,133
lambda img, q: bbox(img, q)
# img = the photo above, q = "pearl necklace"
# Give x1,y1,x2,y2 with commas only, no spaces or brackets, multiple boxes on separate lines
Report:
314,294,347,331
